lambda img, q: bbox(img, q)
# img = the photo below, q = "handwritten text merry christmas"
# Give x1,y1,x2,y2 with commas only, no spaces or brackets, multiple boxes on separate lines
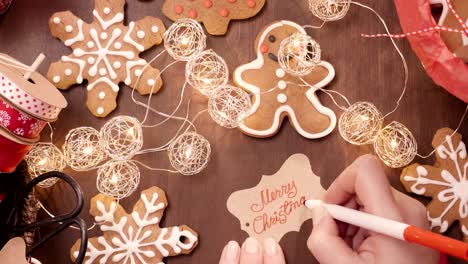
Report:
249,180,306,234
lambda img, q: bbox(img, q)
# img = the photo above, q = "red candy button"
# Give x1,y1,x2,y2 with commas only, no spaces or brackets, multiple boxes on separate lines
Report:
247,0,256,8
260,44,269,54
204,0,213,8
220,8,229,17
174,5,184,14
189,9,198,18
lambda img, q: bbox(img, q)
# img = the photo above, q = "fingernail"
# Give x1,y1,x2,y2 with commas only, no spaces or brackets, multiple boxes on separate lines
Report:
311,206,327,224
225,241,239,260
263,237,278,256
244,237,259,254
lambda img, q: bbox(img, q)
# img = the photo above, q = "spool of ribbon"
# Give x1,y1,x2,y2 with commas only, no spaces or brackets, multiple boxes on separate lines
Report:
0,127,34,173
0,53,67,173
0,98,47,139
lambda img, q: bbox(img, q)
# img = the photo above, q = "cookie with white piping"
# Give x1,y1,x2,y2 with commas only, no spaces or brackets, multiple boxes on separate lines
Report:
400,128,467,242
47,0,166,117
234,20,336,139
70,186,199,263
162,0,266,35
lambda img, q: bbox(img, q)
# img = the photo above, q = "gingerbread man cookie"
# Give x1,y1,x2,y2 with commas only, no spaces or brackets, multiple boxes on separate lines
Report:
162,0,266,35
71,186,199,264
48,0,166,117
234,20,336,139
400,128,467,241
431,0,468,62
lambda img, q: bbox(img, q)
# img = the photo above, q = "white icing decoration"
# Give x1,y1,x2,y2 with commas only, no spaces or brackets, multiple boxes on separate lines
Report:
62,56,85,83
277,93,287,103
276,68,285,78
65,25,73,33
403,135,467,235
430,0,449,26
97,107,104,115
99,91,106,100
65,20,84,46
72,191,198,264
151,26,159,33
137,30,145,39
54,6,159,107
125,59,146,85
104,7,111,14
463,19,468,47
147,79,155,86
99,68,107,76
134,69,142,77
53,76,60,83
278,80,287,89
234,20,336,139
92,10,124,30
100,32,108,40
88,77,120,93
124,22,144,51
73,28,134,80
53,17,61,24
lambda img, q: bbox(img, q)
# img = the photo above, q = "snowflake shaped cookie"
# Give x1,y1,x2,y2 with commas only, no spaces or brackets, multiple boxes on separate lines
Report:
70,187,199,263
48,0,166,117
401,128,467,241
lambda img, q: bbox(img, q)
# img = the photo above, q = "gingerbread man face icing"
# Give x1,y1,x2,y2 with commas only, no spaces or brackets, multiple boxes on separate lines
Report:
234,21,336,139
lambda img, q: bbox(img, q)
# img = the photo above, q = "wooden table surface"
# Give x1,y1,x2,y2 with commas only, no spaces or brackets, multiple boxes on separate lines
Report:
0,0,466,263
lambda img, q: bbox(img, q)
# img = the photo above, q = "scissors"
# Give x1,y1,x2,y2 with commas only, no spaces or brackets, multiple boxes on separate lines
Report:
0,171,88,264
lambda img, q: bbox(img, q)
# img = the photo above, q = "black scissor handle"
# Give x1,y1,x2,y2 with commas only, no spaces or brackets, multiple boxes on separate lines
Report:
6,171,88,264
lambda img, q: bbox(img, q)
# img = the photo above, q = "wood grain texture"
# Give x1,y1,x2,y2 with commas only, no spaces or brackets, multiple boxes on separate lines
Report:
0,0,466,263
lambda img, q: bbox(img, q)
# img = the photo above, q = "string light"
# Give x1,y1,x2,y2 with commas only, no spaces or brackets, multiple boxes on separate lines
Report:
163,18,207,61
208,85,252,128
186,49,229,96
25,143,66,188
374,121,417,168
278,32,321,76
100,116,143,161
339,102,383,145
168,131,211,175
63,127,106,171
309,0,351,21
96,160,140,199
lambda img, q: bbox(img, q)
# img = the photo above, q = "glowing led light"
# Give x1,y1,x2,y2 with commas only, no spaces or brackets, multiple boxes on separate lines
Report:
374,121,417,168
339,102,384,145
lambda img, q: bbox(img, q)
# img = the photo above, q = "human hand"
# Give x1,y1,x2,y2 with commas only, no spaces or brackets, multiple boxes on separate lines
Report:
307,155,440,264
219,237,286,264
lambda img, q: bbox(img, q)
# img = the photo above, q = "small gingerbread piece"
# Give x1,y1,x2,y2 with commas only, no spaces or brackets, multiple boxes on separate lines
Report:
234,20,336,139
70,186,199,264
162,0,266,35
431,0,468,62
400,128,467,242
48,0,166,117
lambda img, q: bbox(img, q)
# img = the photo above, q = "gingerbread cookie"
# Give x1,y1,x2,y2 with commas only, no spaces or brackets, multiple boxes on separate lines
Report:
48,0,166,117
431,0,468,62
162,0,266,35
71,186,199,263
234,20,336,139
400,128,467,242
